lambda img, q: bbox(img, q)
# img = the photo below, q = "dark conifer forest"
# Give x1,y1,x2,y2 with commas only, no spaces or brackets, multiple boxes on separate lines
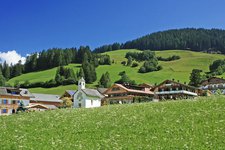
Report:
94,28,225,53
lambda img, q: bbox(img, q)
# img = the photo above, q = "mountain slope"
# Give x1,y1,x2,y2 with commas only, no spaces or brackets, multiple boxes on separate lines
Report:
0,97,224,149
94,28,225,53
8,49,225,95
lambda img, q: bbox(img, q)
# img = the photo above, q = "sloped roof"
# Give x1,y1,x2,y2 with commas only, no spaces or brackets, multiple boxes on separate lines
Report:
31,93,62,103
153,80,197,90
20,88,34,97
0,87,33,97
26,103,49,109
97,88,108,94
81,89,104,98
200,77,225,85
26,103,58,109
65,90,77,96
139,83,154,88
105,84,154,95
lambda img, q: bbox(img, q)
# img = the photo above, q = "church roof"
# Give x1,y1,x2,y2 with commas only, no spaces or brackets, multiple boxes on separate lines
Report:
81,89,104,98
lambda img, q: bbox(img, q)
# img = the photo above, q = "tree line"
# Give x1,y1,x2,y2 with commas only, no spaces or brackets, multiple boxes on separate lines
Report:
0,46,112,86
93,28,225,54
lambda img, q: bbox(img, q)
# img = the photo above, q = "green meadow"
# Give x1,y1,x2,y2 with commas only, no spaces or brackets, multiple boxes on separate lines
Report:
0,96,224,149
8,49,225,95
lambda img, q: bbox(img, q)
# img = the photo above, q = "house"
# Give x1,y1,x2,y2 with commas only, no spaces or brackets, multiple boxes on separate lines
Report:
102,83,154,105
200,77,225,94
0,87,33,115
25,103,58,111
30,93,62,107
153,80,198,100
73,78,104,108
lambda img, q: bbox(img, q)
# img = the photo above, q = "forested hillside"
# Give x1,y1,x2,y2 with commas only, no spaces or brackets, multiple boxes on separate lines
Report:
0,46,111,86
7,50,225,95
94,28,225,53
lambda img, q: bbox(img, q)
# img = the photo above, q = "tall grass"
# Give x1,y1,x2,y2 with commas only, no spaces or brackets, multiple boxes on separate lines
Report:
0,96,224,149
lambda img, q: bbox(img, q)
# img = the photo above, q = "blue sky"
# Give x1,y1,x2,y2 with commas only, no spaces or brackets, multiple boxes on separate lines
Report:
0,0,225,56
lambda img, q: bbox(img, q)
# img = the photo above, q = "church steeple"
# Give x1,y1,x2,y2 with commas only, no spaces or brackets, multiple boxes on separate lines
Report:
78,77,85,90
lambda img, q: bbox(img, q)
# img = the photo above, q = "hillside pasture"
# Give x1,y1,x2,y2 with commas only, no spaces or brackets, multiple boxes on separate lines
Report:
7,49,225,95
0,96,224,149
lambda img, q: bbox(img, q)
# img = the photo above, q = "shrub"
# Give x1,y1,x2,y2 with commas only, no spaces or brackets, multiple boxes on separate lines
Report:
121,61,126,66
131,62,139,67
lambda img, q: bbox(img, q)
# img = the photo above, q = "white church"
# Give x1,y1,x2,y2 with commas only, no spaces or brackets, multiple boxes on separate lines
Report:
73,77,104,108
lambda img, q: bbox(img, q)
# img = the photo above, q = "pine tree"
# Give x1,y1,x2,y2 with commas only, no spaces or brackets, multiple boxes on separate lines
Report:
99,72,111,88
78,67,85,78
189,69,202,87
2,61,10,80
0,69,6,86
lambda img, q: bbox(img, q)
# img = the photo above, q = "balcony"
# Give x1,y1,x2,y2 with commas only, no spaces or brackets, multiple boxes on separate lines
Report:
155,90,197,96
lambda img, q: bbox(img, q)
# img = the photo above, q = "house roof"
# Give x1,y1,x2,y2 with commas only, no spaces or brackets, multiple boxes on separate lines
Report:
200,77,225,85
153,80,197,90
26,103,58,109
0,87,34,97
31,93,62,103
104,84,154,95
43,104,58,109
138,83,154,88
81,89,105,98
20,88,34,97
65,90,77,96
97,88,108,94
26,103,49,109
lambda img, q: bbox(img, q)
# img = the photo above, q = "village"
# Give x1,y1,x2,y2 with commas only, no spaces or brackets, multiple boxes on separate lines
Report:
1,76,225,116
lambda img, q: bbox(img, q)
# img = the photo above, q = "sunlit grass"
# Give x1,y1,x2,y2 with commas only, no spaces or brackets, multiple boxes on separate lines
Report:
0,96,224,149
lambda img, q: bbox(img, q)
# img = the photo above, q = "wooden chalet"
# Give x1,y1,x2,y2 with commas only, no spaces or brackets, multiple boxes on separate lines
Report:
153,80,199,100
102,84,154,105
200,77,225,94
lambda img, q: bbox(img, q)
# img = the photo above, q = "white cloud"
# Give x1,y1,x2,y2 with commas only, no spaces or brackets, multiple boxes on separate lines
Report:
0,50,26,65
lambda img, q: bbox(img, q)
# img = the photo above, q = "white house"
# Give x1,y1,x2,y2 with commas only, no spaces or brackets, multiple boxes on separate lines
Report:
73,78,104,108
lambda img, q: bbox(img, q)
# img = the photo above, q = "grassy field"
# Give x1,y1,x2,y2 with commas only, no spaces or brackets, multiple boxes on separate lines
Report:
0,96,224,149
7,49,225,95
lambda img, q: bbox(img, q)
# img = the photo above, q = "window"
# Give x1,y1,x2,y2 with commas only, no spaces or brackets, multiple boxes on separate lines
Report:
12,100,16,104
91,100,93,105
1,109,8,114
3,99,8,104
78,103,82,108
